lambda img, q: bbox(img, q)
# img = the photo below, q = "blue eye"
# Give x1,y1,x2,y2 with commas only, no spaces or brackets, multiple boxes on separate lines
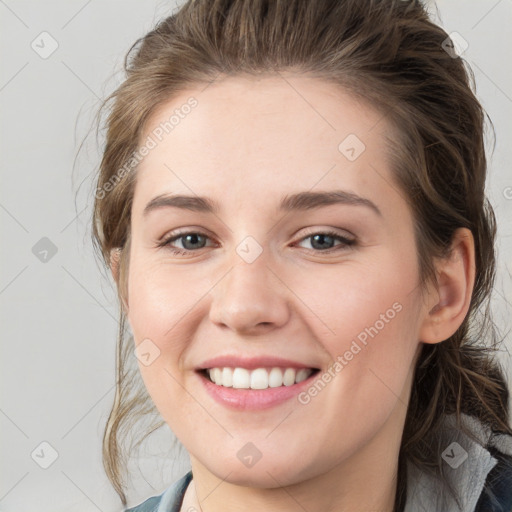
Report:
158,229,356,256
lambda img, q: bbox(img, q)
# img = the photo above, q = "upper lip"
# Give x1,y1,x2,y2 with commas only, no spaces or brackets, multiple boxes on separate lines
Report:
196,355,320,371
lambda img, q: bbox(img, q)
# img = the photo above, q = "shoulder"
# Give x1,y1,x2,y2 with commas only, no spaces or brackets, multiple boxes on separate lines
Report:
405,413,512,512
125,495,161,512
124,471,193,512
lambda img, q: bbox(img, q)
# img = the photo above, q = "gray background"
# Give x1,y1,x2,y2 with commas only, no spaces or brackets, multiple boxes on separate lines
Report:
0,0,511,510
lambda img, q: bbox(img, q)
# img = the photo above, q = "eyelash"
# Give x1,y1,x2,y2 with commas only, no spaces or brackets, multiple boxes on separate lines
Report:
157,229,356,256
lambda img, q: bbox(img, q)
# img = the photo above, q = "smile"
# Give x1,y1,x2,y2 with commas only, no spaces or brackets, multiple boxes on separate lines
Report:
203,366,318,389
196,366,321,410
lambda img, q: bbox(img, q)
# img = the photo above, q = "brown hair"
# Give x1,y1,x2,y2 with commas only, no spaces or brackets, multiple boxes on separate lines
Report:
91,0,512,509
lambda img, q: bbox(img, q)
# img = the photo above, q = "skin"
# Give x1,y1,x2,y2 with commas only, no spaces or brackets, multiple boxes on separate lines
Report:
111,74,475,512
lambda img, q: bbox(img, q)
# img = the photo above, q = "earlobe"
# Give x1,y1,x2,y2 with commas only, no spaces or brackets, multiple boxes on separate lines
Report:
419,228,476,344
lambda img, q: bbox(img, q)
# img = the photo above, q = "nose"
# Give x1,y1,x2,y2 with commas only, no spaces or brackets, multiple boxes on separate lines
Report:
208,254,291,336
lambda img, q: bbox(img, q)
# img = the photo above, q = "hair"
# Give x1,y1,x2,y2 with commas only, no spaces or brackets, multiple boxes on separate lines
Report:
90,0,512,509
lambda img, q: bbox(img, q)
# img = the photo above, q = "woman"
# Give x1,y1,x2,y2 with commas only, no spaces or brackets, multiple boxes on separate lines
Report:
91,0,512,510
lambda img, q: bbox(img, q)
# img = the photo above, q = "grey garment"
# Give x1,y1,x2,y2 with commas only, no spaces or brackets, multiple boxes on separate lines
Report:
404,412,512,512
125,471,192,512
157,472,193,512
125,413,512,512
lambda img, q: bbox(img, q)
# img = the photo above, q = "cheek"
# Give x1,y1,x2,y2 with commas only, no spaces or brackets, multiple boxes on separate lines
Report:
126,252,205,343
295,248,422,401
290,274,422,461
295,247,419,346
125,253,214,410
127,258,195,420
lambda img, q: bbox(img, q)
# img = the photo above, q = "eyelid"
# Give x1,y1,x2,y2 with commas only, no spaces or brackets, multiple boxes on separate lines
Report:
158,228,217,249
294,226,355,242
159,226,214,243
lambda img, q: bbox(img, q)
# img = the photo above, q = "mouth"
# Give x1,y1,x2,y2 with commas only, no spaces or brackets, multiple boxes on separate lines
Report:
196,366,321,390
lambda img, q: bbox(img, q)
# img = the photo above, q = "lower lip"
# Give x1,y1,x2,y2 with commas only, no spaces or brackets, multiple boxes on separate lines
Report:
196,370,319,410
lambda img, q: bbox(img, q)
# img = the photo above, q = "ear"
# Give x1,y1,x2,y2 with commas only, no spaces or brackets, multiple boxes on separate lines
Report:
110,247,129,313
110,248,121,284
419,227,476,344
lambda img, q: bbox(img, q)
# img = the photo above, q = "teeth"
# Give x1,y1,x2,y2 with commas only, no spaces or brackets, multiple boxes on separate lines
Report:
221,367,233,387
233,368,250,389
206,367,314,389
268,367,283,388
250,368,268,389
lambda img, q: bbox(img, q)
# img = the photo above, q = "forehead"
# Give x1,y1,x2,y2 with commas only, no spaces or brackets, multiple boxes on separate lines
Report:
133,74,399,216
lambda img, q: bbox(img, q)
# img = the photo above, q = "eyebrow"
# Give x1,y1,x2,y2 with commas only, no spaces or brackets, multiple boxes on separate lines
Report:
143,190,382,218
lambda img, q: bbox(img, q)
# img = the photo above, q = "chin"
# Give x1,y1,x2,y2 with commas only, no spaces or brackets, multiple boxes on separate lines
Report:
202,457,315,489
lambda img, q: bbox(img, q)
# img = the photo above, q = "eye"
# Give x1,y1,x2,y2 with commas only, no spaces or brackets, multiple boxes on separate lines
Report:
294,229,356,253
157,228,356,256
157,230,214,256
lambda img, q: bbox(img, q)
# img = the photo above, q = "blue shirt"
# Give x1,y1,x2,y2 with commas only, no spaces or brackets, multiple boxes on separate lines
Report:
125,414,512,512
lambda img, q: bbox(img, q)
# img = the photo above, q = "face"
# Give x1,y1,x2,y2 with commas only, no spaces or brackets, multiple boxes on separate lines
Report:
124,74,429,488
